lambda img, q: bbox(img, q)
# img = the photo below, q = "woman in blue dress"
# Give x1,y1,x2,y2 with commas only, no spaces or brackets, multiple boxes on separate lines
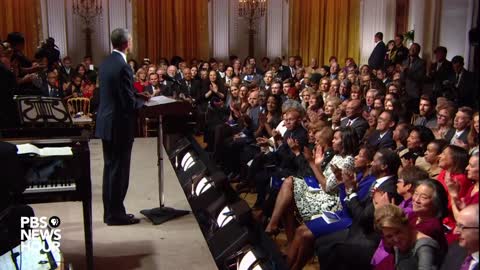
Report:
286,145,377,270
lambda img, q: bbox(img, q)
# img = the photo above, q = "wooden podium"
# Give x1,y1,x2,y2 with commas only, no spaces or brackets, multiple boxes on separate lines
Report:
138,97,193,224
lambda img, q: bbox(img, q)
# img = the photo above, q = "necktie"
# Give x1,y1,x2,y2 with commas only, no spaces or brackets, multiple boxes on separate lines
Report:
347,119,353,127
460,255,473,270
368,181,377,198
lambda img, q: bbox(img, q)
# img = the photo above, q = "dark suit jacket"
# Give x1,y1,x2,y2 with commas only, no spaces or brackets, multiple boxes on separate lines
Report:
402,57,426,99
440,241,471,270
341,117,369,141
0,63,18,128
95,51,142,143
365,129,395,151
445,128,470,145
178,79,200,100
368,41,387,69
429,60,453,93
41,83,64,98
394,45,409,65
451,69,477,109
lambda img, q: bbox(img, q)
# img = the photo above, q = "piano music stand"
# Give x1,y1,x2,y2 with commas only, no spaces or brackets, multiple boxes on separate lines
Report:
140,100,190,225
14,96,72,126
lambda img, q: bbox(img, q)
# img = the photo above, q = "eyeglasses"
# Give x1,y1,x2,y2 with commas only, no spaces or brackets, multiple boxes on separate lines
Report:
455,223,479,231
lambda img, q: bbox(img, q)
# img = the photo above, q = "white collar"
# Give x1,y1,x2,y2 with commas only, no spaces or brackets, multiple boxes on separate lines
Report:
375,175,393,187
379,130,389,139
113,49,127,63
348,116,359,123
472,251,479,262
375,40,381,46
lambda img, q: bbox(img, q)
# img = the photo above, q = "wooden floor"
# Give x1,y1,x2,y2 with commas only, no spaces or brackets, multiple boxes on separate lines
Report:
194,135,318,270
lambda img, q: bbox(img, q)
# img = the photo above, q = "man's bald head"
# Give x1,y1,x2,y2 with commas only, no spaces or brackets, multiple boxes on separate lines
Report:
455,204,479,254
346,99,362,119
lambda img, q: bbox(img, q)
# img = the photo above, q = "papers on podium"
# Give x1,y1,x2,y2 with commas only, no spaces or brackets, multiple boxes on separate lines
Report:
145,95,177,107
16,143,73,157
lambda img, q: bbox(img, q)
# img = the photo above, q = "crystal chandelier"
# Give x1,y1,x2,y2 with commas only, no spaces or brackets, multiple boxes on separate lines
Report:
72,0,103,26
238,0,267,20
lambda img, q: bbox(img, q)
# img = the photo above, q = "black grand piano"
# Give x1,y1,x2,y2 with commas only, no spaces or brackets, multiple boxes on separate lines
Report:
0,96,93,270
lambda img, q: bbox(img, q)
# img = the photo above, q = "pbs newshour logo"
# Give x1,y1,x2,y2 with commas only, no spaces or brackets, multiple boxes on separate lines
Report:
21,216,62,252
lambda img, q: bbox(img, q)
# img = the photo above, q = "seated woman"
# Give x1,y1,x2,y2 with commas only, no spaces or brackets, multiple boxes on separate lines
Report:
416,139,448,179
437,145,471,242
375,204,442,270
264,127,357,243
81,71,97,99
65,74,83,98
286,145,375,270
133,68,148,93
371,166,430,270
306,92,324,123
431,103,456,140
446,153,479,221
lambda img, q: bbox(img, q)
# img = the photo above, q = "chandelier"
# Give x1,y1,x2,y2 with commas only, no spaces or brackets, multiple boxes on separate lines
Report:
72,0,103,26
238,0,267,20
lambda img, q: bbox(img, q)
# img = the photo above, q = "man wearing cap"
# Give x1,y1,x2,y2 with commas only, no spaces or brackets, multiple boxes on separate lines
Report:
428,46,453,97
450,55,476,109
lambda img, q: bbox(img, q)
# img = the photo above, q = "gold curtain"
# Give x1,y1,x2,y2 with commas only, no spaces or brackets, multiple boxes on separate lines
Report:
133,0,209,63
289,0,360,66
0,0,42,58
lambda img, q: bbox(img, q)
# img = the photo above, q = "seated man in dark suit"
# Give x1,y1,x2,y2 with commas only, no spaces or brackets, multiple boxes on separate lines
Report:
143,73,162,96
445,106,473,146
365,110,396,151
178,67,200,104
341,99,369,141
316,148,402,270
41,70,63,98
441,204,479,270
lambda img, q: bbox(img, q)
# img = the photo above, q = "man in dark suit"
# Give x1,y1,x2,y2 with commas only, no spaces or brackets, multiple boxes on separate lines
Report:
365,110,396,151
178,67,200,104
41,70,63,98
441,204,479,270
450,55,477,109
445,106,473,145
341,99,369,141
95,28,147,226
428,46,453,98
401,43,426,112
316,148,402,270
368,32,387,70
393,34,409,65
0,48,19,128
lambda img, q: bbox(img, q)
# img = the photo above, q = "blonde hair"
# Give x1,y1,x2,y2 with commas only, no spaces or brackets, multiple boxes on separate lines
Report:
374,204,409,231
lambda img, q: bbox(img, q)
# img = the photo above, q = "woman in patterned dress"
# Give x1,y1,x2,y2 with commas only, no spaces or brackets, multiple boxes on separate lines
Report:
265,127,358,243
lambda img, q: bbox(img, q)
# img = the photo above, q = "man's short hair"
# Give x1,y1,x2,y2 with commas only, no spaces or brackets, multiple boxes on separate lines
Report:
452,55,465,65
375,32,384,40
377,148,401,175
395,34,404,41
434,46,447,55
458,106,474,120
111,28,130,49
420,94,436,107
